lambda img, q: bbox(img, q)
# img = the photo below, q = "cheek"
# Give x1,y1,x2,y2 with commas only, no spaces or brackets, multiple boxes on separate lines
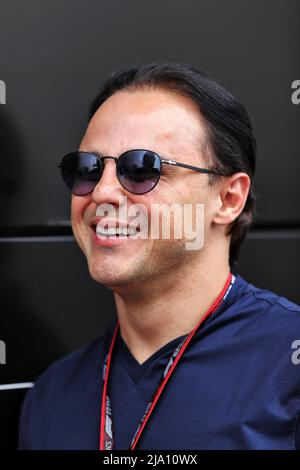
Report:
132,185,193,231
71,195,89,222
71,196,91,246
70,197,90,254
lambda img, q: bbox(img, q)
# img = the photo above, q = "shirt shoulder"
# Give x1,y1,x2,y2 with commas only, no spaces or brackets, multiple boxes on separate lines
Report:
214,274,300,355
18,324,114,449
234,274,300,321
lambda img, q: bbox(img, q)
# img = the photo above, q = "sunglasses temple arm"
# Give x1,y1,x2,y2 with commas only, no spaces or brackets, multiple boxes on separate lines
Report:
162,159,227,176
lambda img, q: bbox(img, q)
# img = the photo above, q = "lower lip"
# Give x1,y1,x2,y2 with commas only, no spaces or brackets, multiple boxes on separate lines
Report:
90,227,136,247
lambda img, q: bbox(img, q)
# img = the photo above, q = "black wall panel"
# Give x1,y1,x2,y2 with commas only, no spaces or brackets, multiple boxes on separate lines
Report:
238,235,300,304
0,0,299,450
0,240,116,385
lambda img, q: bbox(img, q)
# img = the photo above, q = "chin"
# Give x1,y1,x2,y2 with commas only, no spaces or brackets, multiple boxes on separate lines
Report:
87,261,131,288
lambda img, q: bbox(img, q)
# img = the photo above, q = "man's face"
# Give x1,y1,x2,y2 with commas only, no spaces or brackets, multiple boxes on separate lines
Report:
71,89,221,290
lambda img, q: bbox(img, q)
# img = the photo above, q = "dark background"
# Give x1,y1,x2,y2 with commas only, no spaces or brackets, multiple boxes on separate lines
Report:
0,0,299,450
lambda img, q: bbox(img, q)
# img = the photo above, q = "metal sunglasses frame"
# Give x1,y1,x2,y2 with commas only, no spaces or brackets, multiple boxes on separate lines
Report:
57,149,229,195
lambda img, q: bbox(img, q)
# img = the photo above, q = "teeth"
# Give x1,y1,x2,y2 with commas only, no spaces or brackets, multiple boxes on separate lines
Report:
95,226,139,236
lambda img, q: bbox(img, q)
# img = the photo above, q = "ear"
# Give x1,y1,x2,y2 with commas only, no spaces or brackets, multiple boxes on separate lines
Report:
213,173,251,225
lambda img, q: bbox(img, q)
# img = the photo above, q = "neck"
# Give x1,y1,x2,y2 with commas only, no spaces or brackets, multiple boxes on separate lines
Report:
114,245,231,365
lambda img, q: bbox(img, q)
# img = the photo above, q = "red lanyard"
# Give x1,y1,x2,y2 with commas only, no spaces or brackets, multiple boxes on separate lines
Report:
99,272,235,450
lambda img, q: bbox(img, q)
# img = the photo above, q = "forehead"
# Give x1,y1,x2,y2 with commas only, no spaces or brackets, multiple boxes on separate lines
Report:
80,89,207,161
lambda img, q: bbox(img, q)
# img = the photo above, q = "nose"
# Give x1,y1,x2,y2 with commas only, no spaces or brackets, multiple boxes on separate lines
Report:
91,156,125,205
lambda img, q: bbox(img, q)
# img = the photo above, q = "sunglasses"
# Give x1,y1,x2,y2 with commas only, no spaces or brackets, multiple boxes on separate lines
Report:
57,149,228,196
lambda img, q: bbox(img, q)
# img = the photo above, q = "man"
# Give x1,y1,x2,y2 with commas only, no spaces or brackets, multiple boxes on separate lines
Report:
19,62,300,450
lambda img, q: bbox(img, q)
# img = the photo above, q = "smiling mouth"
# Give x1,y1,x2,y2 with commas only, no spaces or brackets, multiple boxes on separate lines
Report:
91,224,141,237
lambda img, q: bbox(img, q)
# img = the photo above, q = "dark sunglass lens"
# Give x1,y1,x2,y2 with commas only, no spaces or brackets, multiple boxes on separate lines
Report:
117,150,161,194
60,152,102,196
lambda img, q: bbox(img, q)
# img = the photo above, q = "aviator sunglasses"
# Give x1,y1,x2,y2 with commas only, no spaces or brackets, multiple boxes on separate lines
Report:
57,149,228,196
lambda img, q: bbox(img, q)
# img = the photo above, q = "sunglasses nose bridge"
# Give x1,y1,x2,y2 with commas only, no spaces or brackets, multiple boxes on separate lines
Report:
91,155,124,198
101,156,118,163
99,156,118,178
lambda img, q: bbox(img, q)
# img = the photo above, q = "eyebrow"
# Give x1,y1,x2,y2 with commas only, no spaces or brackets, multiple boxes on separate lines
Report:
84,147,178,161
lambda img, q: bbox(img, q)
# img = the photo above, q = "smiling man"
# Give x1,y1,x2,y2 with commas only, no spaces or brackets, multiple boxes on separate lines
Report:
19,62,300,450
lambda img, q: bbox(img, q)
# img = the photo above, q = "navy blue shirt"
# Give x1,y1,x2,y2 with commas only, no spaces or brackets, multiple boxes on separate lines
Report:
18,274,300,450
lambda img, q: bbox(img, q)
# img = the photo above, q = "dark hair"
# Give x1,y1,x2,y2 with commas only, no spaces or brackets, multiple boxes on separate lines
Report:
89,61,257,269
